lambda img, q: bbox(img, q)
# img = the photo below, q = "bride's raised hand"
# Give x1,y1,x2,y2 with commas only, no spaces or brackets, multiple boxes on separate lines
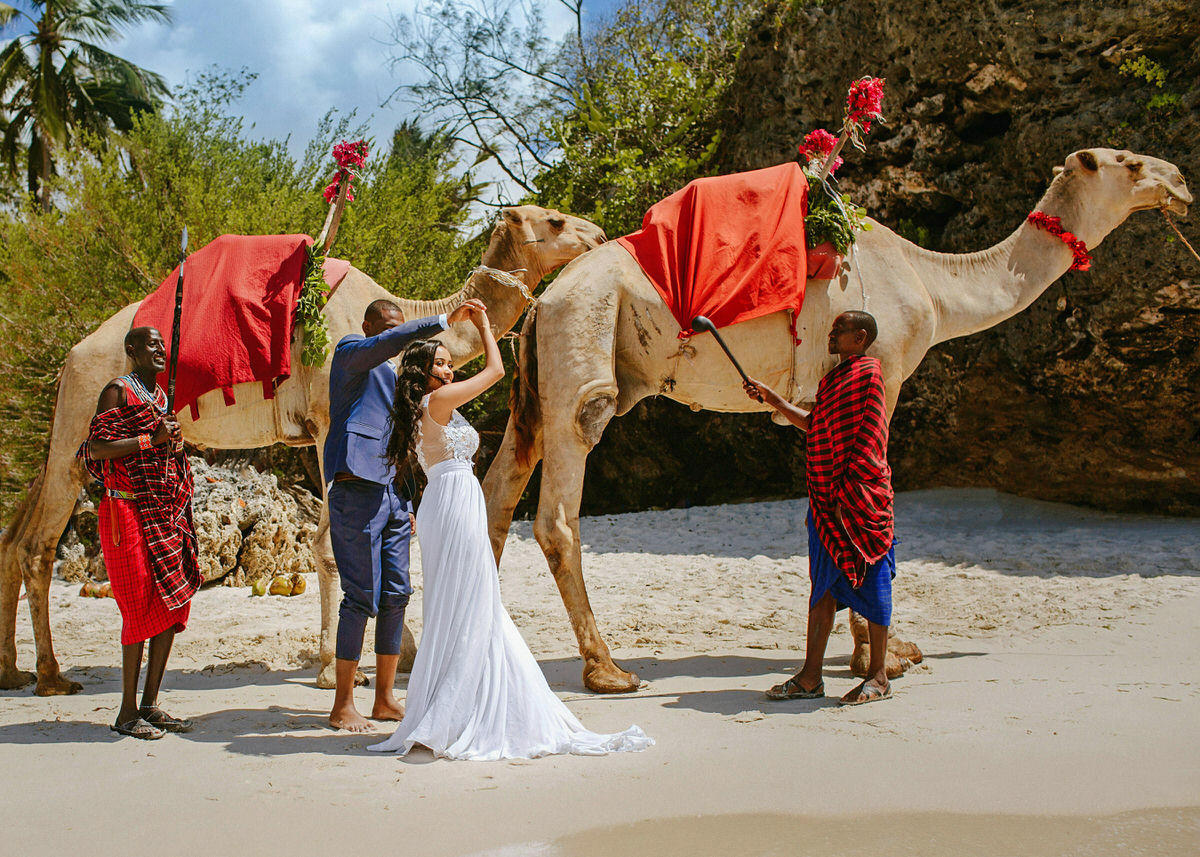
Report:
447,298,486,327
470,307,492,331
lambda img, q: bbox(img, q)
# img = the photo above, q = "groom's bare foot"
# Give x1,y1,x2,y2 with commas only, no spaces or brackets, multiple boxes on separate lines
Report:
371,698,405,721
329,701,373,732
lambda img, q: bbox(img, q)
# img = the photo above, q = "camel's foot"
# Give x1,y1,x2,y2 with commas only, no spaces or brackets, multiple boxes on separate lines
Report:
315,662,370,690
583,660,640,694
34,671,83,696
0,665,37,690
850,644,913,680
889,636,923,666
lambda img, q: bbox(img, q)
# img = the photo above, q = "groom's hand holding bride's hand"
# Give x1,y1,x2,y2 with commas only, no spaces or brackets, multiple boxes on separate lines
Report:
447,298,487,326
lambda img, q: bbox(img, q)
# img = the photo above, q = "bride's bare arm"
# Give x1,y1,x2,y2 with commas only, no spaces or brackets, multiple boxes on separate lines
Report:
427,306,505,423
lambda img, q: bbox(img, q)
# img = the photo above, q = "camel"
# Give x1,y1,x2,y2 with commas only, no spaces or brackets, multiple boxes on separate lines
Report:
481,148,1192,694
0,205,607,695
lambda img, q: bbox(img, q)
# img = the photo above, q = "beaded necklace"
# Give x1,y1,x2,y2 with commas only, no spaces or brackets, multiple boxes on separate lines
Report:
123,373,168,414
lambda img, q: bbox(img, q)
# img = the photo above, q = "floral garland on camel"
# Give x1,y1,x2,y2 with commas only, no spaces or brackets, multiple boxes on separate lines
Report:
297,139,371,366
796,76,885,255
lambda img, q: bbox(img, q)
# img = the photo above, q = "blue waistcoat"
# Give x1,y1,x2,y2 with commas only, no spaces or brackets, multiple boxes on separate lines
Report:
323,316,445,486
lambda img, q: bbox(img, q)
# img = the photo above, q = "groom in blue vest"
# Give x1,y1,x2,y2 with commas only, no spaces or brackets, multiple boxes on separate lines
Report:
325,297,483,732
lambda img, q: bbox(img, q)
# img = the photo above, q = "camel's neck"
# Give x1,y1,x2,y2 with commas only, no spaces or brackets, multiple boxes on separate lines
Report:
913,174,1119,345
393,224,539,358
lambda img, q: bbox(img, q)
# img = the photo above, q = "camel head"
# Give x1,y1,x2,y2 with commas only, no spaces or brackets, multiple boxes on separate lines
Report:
492,205,607,282
1049,148,1191,247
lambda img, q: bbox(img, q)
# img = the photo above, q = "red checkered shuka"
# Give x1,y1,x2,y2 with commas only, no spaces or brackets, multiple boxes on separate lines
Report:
805,355,894,588
100,498,191,644
78,403,202,610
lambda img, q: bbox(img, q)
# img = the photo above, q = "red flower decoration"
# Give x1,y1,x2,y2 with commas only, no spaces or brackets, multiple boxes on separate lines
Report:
323,139,369,205
847,76,886,132
798,128,843,174
1027,211,1091,271
332,139,369,170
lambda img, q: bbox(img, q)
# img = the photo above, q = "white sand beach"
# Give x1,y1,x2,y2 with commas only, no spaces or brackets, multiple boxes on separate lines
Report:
1,488,1197,856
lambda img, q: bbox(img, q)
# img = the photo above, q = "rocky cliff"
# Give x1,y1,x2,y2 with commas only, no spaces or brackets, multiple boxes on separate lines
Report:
574,0,1199,516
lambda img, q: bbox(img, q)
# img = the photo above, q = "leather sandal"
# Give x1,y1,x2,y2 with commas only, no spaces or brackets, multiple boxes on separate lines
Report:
111,717,165,740
139,706,194,733
765,676,824,700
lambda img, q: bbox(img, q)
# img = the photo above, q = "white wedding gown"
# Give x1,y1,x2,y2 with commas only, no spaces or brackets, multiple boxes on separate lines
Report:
368,397,652,761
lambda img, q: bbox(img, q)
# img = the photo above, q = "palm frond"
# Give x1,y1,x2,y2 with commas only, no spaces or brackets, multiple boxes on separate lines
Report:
0,3,22,29
73,40,168,100
64,1,172,42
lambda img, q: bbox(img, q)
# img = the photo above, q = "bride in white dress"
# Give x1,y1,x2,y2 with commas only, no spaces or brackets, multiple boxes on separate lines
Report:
369,303,652,761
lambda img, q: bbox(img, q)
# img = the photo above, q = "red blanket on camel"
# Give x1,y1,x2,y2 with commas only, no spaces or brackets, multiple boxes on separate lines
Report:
616,162,809,341
133,234,352,419
806,355,894,588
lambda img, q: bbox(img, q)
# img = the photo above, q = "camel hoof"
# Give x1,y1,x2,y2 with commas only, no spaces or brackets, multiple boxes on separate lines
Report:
354,669,370,687
850,647,910,680
0,667,37,690
583,662,640,694
34,673,83,696
889,638,923,665
316,663,337,690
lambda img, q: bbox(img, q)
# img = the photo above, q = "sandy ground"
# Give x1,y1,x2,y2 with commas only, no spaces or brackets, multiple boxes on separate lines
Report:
1,488,1197,856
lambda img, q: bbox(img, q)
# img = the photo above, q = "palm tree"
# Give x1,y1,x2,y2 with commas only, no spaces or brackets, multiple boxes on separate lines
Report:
0,1,171,209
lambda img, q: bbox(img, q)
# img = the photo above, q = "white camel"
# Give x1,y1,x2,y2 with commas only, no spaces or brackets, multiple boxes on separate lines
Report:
481,148,1192,693
0,206,606,695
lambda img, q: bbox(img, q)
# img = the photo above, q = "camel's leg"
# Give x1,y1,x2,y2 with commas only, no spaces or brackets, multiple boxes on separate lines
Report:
312,501,339,690
481,418,543,565
309,434,341,690
534,391,638,693
848,612,920,679
1,460,86,695
0,497,37,690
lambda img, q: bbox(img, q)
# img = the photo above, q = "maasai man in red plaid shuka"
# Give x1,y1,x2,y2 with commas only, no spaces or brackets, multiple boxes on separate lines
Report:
77,327,200,740
745,311,897,707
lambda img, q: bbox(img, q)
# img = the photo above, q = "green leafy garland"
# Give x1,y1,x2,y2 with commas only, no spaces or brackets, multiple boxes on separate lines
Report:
297,243,330,366
803,170,872,254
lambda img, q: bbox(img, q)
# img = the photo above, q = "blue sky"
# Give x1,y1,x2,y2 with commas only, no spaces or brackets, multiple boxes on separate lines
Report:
3,1,624,156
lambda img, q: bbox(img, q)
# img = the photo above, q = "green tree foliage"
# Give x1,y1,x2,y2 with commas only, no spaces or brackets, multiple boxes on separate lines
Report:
388,0,578,197
391,0,758,236
0,71,484,518
335,120,485,301
537,0,758,235
0,0,172,209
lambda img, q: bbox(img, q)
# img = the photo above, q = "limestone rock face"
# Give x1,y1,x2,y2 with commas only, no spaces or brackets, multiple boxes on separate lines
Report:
575,0,1200,515
56,457,320,584
190,458,318,585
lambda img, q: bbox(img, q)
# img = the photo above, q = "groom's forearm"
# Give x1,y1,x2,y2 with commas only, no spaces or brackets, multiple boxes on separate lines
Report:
337,315,448,372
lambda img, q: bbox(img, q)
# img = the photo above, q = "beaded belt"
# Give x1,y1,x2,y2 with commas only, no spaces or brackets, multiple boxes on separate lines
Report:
107,488,136,501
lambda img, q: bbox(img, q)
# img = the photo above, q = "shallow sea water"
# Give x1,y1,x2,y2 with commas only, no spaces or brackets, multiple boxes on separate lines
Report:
470,807,1200,857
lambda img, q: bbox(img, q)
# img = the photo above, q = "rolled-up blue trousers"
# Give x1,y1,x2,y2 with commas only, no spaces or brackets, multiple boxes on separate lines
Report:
328,479,412,661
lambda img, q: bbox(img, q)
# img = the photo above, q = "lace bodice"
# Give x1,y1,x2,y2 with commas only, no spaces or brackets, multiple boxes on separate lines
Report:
416,395,479,471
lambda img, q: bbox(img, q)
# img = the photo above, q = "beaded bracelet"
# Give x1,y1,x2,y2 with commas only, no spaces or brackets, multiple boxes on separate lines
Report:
136,434,153,451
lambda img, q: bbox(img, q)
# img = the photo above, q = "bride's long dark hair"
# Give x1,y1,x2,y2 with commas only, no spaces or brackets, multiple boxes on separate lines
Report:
386,339,444,475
